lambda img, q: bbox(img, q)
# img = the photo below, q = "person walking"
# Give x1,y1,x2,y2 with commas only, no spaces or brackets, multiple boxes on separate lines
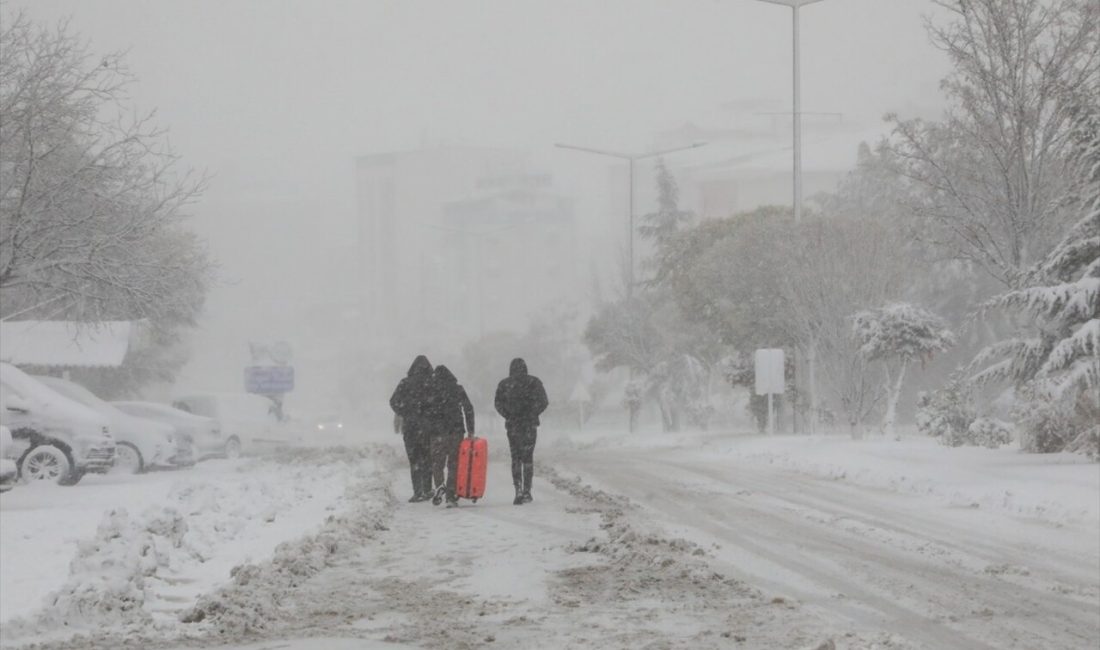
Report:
494,358,548,505
389,355,434,502
426,365,475,508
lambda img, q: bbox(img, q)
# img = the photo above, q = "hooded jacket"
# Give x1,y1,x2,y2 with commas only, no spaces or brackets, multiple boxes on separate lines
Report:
426,365,475,437
494,358,549,430
390,355,434,436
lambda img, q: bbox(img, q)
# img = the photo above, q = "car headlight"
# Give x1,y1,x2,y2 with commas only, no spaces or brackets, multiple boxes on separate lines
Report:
317,424,324,430
337,423,343,429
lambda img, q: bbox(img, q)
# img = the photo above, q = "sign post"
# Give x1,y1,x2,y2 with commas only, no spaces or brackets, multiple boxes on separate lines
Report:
246,341,295,421
754,348,785,435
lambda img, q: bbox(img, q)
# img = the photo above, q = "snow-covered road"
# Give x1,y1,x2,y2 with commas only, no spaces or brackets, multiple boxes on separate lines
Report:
2,434,1096,650
552,441,1100,650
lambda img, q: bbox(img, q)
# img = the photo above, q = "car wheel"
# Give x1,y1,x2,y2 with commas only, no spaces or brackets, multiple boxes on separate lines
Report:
224,437,242,459
19,445,72,485
112,442,144,474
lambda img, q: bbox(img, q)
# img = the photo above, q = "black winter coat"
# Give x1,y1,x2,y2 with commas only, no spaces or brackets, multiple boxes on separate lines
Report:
390,355,434,437
495,358,549,431
426,365,475,437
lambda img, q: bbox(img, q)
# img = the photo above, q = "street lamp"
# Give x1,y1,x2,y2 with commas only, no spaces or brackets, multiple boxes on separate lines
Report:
554,141,706,293
753,0,826,223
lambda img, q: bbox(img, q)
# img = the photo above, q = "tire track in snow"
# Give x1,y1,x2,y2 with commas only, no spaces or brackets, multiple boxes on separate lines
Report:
553,448,1099,650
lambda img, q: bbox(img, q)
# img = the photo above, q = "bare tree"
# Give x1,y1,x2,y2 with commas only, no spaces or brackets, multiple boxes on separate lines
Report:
0,10,211,324
779,216,911,437
887,0,1100,288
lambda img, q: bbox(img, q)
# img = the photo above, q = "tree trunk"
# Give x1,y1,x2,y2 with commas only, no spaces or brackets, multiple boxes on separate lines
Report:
808,338,818,434
882,358,909,439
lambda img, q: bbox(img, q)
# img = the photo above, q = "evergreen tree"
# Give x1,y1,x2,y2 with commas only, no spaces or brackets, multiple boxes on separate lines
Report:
970,104,1100,455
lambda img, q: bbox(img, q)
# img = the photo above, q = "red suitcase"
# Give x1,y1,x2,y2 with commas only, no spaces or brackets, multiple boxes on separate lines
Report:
455,436,487,501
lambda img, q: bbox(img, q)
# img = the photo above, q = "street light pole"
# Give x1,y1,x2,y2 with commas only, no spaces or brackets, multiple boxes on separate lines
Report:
753,0,824,224
555,141,706,294
755,0,826,435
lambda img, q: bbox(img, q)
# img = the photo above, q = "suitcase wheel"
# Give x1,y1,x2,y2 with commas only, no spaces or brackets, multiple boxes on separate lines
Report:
472,498,478,503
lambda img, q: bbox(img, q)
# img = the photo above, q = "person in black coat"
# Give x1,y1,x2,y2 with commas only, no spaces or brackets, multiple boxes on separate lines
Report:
494,358,548,505
426,365,475,508
389,355,434,502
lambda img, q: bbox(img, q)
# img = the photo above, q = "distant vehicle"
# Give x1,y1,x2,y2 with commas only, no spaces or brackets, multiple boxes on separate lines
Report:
34,376,183,474
0,425,17,492
313,415,344,433
113,401,226,461
172,392,303,456
0,362,115,485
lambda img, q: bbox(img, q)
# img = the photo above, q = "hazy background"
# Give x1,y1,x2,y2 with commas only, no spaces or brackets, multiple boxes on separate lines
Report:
16,0,952,418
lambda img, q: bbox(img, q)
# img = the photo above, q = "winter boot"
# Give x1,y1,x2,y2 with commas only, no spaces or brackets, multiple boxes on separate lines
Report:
445,496,459,508
522,462,534,503
431,486,446,506
513,486,524,506
408,493,421,503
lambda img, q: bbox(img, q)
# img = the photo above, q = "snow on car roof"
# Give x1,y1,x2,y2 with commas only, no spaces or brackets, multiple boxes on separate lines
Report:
113,401,213,424
0,321,134,368
0,363,108,426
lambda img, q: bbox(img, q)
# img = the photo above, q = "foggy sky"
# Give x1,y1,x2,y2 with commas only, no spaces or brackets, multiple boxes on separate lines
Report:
13,0,952,406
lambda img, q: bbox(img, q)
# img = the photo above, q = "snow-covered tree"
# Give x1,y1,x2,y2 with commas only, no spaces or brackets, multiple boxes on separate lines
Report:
639,159,694,258
970,102,1100,455
887,0,1099,288
0,10,211,324
853,303,956,438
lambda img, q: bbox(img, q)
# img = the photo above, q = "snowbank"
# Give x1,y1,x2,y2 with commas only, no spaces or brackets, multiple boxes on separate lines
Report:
0,445,395,648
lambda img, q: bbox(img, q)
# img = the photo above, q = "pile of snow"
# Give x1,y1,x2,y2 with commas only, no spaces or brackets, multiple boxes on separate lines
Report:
179,453,396,637
0,445,395,648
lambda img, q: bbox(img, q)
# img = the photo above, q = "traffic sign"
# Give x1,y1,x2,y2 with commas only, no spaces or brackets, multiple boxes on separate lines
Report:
754,349,785,395
245,366,295,394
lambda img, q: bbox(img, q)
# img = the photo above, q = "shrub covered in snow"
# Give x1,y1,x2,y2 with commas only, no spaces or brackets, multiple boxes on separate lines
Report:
1014,392,1099,459
916,377,977,447
966,417,1015,449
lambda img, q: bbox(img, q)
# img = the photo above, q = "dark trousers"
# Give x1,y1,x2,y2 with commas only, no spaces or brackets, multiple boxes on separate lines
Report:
506,425,537,494
403,432,431,497
430,433,462,500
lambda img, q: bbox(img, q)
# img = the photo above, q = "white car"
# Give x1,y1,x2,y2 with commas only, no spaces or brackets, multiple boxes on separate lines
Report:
172,392,303,456
35,376,183,474
0,425,17,492
113,401,226,461
0,363,116,485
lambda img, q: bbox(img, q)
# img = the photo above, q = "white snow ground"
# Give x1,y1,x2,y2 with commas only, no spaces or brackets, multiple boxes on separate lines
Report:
0,432,1096,649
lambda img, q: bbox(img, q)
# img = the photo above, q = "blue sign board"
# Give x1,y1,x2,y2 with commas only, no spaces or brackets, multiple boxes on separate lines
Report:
245,366,295,394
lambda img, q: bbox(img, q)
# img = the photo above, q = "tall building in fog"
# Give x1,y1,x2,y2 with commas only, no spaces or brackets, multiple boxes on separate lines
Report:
440,173,577,339
354,147,577,352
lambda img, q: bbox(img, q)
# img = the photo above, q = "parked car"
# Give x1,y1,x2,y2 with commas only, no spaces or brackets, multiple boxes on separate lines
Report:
113,401,226,461
0,362,115,485
172,392,303,455
34,376,184,474
0,425,18,492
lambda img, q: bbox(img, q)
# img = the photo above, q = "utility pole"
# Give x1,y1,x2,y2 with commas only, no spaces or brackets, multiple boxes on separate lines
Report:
754,0,827,434
752,0,825,223
554,142,706,294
